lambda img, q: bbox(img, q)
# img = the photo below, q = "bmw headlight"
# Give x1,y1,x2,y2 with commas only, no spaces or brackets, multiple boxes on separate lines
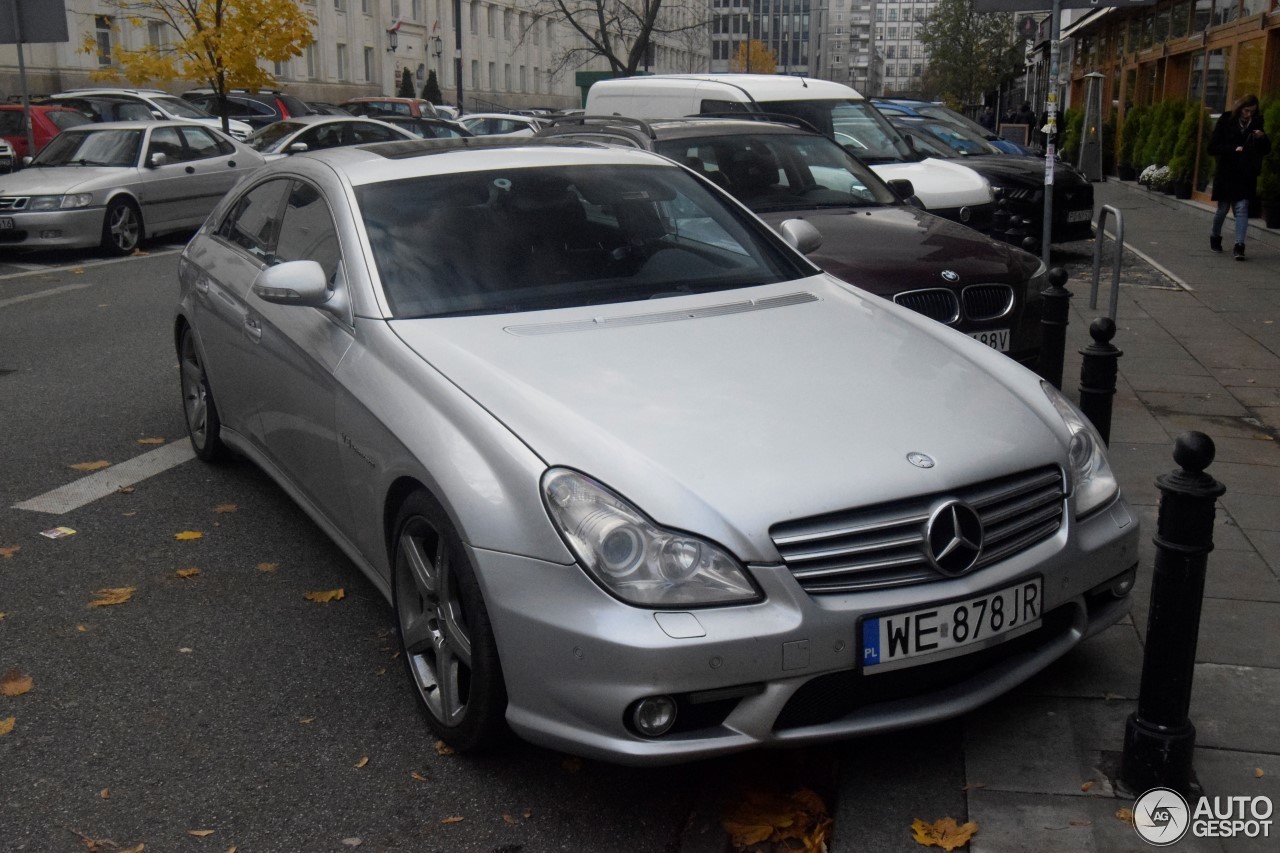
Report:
26,194,93,211
541,468,760,607
1042,381,1119,516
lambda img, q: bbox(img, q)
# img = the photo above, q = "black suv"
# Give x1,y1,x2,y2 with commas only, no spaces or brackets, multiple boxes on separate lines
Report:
181,90,313,129
537,116,1046,365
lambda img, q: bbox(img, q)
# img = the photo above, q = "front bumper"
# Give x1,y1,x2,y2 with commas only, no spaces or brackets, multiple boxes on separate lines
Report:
476,493,1139,765
0,206,106,249
929,200,994,233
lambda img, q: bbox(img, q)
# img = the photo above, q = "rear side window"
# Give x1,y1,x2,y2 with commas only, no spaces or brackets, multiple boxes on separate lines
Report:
48,110,92,130
700,100,750,115
179,126,232,159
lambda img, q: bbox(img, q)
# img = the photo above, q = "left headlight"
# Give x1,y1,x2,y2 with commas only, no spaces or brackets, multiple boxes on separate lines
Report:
26,194,94,211
1042,381,1119,516
541,468,760,608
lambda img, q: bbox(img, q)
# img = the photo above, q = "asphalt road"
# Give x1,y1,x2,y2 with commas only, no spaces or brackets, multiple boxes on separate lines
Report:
0,249,756,853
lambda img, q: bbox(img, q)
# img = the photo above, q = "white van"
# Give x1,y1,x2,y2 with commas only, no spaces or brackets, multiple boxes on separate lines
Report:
586,74,994,229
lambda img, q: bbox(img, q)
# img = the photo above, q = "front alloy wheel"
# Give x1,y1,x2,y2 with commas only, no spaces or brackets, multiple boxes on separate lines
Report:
102,199,142,255
179,327,225,461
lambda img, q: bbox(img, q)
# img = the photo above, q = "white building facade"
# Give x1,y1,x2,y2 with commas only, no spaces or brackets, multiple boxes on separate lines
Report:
0,1,710,112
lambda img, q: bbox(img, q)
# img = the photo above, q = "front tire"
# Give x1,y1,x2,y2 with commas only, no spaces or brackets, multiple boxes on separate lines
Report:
179,326,226,462
101,198,142,255
392,490,507,752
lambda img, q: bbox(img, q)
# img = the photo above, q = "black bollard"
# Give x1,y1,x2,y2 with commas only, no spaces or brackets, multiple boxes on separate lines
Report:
1021,235,1040,256
1035,267,1071,390
1120,431,1225,798
990,199,1010,243
1005,215,1027,248
1078,317,1123,445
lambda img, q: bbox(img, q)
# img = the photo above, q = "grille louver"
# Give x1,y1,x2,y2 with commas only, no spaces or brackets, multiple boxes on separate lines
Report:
893,288,959,324
961,284,1014,321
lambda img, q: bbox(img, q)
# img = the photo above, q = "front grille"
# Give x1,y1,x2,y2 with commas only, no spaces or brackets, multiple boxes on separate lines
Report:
962,284,1014,320
0,197,29,211
770,466,1064,594
893,288,959,324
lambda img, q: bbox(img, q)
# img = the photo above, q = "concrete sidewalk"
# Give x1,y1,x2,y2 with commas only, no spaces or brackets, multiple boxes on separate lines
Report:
830,180,1280,853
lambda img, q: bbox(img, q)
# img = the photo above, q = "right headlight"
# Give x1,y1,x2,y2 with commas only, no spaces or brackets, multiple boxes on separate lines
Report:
541,468,760,608
1042,381,1119,516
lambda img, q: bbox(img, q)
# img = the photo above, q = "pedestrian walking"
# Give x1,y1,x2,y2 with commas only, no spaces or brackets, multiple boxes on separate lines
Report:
979,106,996,131
1209,93,1270,260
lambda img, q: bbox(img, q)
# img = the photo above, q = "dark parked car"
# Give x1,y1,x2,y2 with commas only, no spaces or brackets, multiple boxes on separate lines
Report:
0,104,92,160
182,90,315,130
887,115,1095,243
873,98,1038,156
539,116,1046,364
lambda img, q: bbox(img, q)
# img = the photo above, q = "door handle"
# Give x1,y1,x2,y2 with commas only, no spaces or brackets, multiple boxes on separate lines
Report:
194,275,209,294
228,160,237,168
243,316,263,343
185,166,195,174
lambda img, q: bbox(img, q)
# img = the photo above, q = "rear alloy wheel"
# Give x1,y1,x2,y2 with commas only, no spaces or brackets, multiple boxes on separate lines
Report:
101,198,142,255
179,327,226,462
392,491,507,752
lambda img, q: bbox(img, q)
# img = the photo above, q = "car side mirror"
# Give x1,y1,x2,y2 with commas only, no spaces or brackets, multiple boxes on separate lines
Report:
778,218,823,255
252,260,350,320
148,152,167,168
887,179,925,209
287,142,309,154
21,155,32,167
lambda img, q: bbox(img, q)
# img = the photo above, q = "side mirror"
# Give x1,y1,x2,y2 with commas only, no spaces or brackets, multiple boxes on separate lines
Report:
777,218,823,255
287,142,309,154
887,179,925,209
252,260,350,321
21,155,32,167
148,152,167,168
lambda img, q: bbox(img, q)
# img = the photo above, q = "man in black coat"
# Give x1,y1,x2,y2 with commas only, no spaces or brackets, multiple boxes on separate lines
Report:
1209,94,1270,260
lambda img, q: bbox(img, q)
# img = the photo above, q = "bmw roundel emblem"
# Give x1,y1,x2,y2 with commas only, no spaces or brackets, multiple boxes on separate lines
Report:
941,270,959,283
959,206,972,222
907,452,935,469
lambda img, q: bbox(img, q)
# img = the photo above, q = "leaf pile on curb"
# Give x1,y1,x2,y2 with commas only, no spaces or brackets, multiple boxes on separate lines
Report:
721,786,831,852
911,817,978,851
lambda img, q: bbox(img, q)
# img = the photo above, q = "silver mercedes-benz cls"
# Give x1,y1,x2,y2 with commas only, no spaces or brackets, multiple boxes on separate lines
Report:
174,137,1139,765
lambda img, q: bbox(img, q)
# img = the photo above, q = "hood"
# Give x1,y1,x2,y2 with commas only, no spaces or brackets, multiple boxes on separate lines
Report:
958,155,1089,189
752,205,1039,295
0,165,131,196
870,158,993,208
387,276,1066,562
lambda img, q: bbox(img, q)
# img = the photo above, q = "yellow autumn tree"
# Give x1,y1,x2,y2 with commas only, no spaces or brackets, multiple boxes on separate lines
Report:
85,1,316,134
730,40,777,75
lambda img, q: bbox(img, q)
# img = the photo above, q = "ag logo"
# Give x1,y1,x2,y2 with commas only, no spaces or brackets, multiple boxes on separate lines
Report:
1132,787,1190,845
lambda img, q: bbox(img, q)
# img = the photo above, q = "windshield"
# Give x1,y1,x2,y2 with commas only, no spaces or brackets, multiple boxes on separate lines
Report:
655,131,898,212
358,164,807,318
757,99,916,164
247,121,306,151
912,120,1002,156
153,95,213,119
916,105,999,139
32,129,142,167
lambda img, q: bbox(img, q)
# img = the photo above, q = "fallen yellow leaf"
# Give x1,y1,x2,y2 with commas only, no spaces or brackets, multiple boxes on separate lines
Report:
227,848,237,853
175,568,201,579
70,267,85,274
502,814,518,825
0,613,6,620
1,671,33,697
0,545,19,559
100,788,110,799
189,829,215,837
257,562,279,572
303,589,345,603
213,503,237,514
70,461,111,471
174,531,204,541
77,624,87,632
411,771,427,782
120,846,144,853
435,740,456,756
136,437,166,445
355,756,369,769
522,808,533,818
88,587,136,608
911,817,979,851
721,787,830,851
0,716,14,736
1080,780,1094,792
961,782,986,792
1257,768,1266,778
299,717,315,724
116,485,136,494
1116,808,1134,823
440,816,464,824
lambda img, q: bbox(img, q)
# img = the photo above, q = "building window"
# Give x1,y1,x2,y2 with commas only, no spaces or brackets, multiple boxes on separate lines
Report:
147,20,165,47
488,5,496,36
504,9,512,40
334,0,344,11
471,60,480,88
306,44,318,78
95,16,113,66
364,47,374,81
392,0,401,16
488,60,496,88
413,0,423,19
363,0,371,12
470,2,478,34
274,60,286,77
519,65,526,91
337,43,348,80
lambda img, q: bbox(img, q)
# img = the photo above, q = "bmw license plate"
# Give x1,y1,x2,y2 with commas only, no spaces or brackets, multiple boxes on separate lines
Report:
0,217,12,230
860,577,1043,674
968,329,1009,351
1068,208,1093,223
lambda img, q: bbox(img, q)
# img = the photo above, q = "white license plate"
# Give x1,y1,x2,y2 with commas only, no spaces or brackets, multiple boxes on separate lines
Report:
860,577,1043,674
969,328,1009,351
1068,209,1093,223
0,217,12,230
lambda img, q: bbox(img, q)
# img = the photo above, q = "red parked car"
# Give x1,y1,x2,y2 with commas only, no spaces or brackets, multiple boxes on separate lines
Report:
0,104,93,161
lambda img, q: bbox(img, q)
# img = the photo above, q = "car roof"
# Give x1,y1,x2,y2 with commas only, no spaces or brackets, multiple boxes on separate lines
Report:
462,113,543,121
61,120,221,131
540,115,819,145
286,137,673,186
591,74,861,101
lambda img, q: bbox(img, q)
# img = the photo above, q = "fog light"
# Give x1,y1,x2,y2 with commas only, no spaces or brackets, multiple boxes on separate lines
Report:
40,230,62,239
632,695,677,737
1111,567,1137,598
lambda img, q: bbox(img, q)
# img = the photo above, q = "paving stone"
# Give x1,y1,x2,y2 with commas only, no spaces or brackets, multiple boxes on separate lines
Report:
1199,436,1280,466
1122,355,1212,377
1189,664,1280,754
1136,390,1251,418
1192,599,1280,668
1209,368,1280,388
1207,461,1280,496
1220,493,1280,532
1201,548,1280,602
1247,529,1280,572
1155,414,1273,442
1021,624,1143,700
1124,373,1232,395
1231,385,1280,408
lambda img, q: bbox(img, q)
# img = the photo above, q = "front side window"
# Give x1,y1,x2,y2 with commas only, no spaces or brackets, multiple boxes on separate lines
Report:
147,127,185,162
358,164,807,318
276,181,341,284
217,179,292,262
761,99,915,164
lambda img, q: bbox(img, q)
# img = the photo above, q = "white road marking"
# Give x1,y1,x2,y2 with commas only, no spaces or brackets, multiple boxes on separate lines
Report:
0,245,183,283
1103,228,1194,292
14,441,196,515
0,281,94,308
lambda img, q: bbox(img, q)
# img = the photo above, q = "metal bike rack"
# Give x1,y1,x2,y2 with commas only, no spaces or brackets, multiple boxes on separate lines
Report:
1089,205,1124,322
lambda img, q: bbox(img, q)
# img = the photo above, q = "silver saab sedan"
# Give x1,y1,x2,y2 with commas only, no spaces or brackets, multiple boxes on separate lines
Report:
174,138,1139,765
0,121,264,255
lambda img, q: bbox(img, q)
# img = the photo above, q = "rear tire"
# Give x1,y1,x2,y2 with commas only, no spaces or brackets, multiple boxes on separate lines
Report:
101,198,142,255
392,490,508,752
179,327,227,462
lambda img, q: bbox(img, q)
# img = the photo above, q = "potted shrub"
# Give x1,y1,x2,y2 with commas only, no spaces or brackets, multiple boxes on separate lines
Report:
1258,101,1280,228
1168,104,1201,199
1116,105,1147,180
